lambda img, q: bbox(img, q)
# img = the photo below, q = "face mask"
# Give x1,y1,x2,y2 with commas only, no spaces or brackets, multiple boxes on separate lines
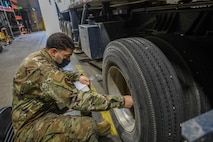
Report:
56,59,70,68
55,52,70,68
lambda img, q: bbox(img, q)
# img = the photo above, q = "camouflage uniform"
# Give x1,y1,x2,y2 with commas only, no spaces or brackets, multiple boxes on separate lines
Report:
12,48,125,142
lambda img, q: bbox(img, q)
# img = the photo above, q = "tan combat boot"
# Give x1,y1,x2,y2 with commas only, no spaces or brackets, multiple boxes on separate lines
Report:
97,120,111,136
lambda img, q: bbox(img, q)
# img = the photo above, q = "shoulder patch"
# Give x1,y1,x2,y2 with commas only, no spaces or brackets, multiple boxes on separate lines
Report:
53,71,64,82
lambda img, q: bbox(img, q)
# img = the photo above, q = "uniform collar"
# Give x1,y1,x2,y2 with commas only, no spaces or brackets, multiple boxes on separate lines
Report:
40,48,58,67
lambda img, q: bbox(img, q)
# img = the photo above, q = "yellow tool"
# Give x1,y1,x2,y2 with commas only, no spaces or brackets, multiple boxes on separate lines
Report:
0,27,12,45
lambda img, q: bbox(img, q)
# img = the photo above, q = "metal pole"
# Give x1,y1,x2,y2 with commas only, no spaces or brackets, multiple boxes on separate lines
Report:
0,0,14,39
80,3,89,24
32,8,39,31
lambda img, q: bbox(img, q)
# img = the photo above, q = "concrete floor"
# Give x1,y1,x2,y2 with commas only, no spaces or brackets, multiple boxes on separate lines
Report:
0,31,121,142
0,31,47,108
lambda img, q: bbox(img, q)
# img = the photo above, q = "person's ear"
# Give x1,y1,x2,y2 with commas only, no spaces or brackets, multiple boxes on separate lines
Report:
49,48,57,58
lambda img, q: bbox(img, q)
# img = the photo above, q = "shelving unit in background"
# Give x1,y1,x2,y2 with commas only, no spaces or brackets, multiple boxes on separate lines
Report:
0,0,14,45
0,0,25,43
9,0,22,36
11,0,26,34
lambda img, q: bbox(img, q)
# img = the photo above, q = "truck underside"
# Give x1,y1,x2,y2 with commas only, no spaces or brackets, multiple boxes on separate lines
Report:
59,0,213,141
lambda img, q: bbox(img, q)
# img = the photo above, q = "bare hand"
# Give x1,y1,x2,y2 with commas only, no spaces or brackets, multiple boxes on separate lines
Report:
123,95,133,108
79,75,90,85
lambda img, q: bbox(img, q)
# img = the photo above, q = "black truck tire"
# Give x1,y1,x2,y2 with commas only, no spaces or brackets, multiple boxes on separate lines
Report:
103,37,185,142
146,35,211,119
0,107,14,142
67,22,73,39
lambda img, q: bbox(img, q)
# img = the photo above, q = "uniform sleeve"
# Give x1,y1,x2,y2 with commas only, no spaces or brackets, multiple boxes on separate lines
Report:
40,68,125,111
69,91,125,111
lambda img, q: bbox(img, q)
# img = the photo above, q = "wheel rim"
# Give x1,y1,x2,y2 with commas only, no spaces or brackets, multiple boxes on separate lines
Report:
107,66,135,132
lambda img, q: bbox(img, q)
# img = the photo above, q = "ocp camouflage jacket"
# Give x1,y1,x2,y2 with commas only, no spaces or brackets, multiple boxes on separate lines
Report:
12,48,124,135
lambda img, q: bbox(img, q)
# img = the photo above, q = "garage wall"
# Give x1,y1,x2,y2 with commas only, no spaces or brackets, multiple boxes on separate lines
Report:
38,0,61,36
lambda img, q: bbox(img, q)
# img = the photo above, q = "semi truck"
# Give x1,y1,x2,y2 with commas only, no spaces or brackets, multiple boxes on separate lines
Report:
58,0,213,141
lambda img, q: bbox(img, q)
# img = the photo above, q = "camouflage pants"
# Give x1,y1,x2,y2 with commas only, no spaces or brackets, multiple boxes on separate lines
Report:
15,113,99,142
